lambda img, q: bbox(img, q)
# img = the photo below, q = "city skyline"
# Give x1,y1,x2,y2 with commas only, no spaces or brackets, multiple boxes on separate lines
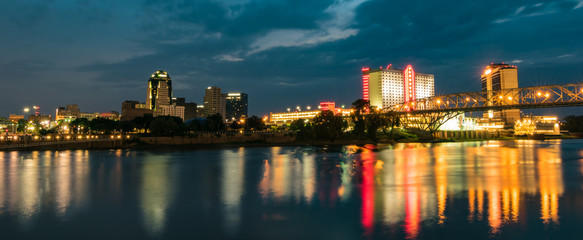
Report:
1,1,583,118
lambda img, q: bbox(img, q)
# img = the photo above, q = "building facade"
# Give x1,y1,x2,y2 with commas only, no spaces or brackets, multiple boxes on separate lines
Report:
174,97,197,121
362,64,434,109
55,104,81,121
481,63,520,124
203,86,226,119
225,93,248,122
121,101,153,121
146,70,173,111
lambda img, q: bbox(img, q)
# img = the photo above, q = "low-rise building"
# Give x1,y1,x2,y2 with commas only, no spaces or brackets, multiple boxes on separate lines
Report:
121,100,153,121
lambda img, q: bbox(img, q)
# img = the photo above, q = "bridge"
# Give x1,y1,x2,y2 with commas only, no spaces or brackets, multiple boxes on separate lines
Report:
388,82,583,113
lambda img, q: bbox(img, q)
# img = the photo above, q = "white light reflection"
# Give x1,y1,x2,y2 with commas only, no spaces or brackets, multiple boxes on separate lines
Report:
140,154,175,236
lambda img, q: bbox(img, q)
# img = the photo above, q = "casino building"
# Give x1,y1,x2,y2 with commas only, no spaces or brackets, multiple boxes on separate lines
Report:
362,64,434,109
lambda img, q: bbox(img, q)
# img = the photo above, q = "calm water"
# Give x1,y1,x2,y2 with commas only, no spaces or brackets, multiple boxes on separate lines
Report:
1,140,583,239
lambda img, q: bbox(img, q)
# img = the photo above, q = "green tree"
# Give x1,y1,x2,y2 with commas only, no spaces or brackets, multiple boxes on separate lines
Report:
351,99,370,138
89,118,118,134
290,118,316,141
229,120,242,130
245,115,266,130
131,114,154,133
206,113,226,131
312,110,347,141
149,116,186,136
70,118,90,134
16,119,27,133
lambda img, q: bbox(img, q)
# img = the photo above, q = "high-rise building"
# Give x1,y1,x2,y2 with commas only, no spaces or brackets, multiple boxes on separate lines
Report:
146,70,173,111
225,93,248,122
362,64,434,109
174,97,197,120
203,86,226,119
481,63,520,124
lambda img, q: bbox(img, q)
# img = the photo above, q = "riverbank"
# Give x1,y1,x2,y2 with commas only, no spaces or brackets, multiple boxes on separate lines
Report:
1,134,579,152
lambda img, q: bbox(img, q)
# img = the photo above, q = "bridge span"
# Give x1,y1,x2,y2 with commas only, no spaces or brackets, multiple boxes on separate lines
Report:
388,82,583,113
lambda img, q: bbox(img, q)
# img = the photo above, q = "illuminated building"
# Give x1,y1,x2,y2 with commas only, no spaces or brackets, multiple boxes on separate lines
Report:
55,104,80,120
269,110,321,125
121,101,153,121
157,105,185,120
269,102,353,125
99,111,121,121
203,86,226,119
481,63,520,124
320,102,335,111
146,70,173,111
225,93,248,122
362,64,434,109
514,116,560,135
27,114,52,123
8,114,24,123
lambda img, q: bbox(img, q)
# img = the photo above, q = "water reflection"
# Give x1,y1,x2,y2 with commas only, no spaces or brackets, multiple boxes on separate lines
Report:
140,154,175,236
221,148,245,235
0,140,577,239
0,150,91,228
258,147,318,204
354,140,566,238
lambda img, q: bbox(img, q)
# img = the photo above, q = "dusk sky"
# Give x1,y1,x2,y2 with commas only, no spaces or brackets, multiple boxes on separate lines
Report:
1,0,583,117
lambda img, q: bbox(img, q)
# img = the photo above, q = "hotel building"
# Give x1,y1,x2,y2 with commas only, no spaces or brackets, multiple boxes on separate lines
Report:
481,63,520,124
362,64,434,109
225,93,248,122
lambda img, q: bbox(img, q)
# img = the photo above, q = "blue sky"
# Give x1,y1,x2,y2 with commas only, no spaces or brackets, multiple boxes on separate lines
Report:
1,0,582,117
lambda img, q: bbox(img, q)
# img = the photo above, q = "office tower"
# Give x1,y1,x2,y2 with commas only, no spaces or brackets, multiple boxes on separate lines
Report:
225,93,248,122
203,86,226,119
146,70,173,111
174,97,197,120
362,64,434,109
481,63,520,124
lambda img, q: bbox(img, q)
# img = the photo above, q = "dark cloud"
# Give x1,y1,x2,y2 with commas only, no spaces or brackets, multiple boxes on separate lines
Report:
1,0,583,118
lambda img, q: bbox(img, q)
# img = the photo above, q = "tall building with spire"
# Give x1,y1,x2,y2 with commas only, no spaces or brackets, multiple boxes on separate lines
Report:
146,70,173,111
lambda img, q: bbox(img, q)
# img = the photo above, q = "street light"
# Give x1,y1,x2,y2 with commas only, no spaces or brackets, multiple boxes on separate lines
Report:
307,106,311,110
287,108,291,112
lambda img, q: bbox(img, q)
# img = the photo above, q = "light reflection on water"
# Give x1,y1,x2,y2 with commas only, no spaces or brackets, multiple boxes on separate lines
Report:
0,140,581,239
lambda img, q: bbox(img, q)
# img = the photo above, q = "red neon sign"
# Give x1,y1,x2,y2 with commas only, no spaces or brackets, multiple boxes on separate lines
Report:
403,65,415,103
362,74,369,101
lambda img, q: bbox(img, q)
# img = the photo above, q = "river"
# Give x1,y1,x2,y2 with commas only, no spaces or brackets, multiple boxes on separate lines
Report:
0,139,582,239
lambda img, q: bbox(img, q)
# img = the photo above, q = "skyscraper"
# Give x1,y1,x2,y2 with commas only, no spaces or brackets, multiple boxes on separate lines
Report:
225,93,248,122
203,86,226,119
146,70,172,111
481,63,520,124
362,64,434,109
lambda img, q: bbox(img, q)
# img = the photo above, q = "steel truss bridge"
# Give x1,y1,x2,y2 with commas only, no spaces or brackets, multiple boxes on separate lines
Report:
388,82,583,114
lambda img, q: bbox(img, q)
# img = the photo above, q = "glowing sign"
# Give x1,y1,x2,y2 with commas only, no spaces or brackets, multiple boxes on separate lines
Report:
362,67,370,72
362,73,370,101
403,65,416,103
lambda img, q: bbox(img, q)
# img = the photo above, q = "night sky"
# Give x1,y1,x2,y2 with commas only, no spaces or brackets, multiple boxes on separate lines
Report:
1,0,583,118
